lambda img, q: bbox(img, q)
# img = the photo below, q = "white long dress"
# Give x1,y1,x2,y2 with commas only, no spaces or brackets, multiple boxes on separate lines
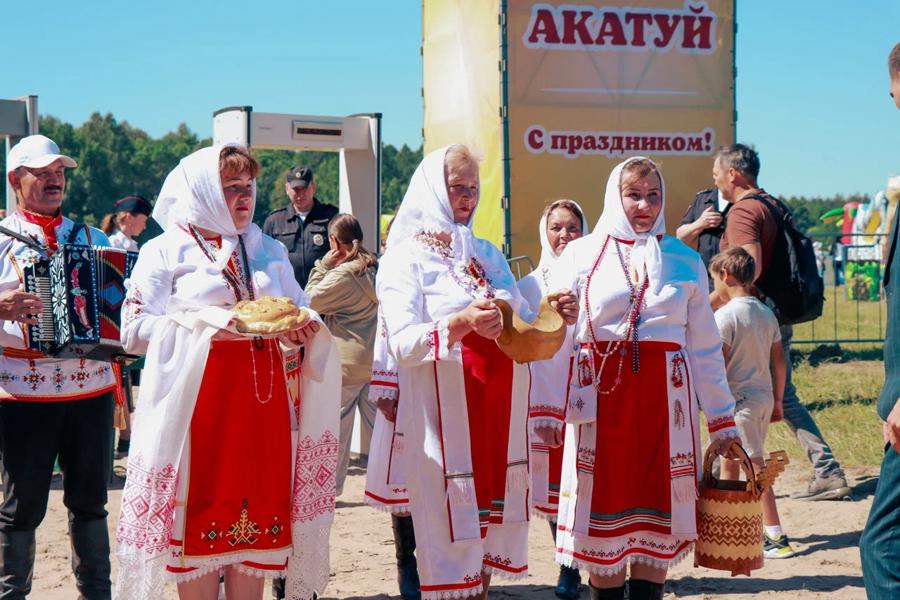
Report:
363,309,411,512
379,234,534,599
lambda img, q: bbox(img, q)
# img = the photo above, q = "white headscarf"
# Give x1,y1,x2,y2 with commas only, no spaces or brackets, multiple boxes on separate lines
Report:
593,156,666,294
152,143,260,270
385,145,478,266
385,144,522,305
537,199,591,269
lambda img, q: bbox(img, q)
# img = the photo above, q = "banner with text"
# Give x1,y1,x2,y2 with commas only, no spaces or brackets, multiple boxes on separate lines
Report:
507,0,735,261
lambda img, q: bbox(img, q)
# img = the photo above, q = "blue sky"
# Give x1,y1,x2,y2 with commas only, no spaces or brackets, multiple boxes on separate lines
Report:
5,1,899,198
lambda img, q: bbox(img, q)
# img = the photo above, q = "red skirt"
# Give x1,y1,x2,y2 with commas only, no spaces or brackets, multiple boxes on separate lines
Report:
460,333,515,537
168,338,292,576
586,341,679,538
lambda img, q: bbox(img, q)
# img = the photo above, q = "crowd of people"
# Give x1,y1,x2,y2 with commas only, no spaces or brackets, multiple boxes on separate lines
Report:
0,41,896,600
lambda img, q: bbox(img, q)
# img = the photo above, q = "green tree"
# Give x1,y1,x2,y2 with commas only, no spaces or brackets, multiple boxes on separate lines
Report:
3,113,421,230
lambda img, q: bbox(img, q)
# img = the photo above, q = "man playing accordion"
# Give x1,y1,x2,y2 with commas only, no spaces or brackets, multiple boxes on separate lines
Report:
0,134,116,599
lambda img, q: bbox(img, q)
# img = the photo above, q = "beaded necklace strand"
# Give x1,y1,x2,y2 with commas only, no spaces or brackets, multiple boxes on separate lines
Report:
583,235,650,396
187,225,274,404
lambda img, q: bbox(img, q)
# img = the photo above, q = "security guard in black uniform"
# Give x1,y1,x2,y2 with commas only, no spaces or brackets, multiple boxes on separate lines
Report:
263,165,339,288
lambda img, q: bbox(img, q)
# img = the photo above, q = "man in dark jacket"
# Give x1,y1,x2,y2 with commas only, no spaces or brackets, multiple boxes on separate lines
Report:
263,165,338,288
676,187,729,287
860,41,900,600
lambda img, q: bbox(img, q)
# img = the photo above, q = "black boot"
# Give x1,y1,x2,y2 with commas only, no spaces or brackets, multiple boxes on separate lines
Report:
392,515,421,600
272,577,285,599
70,519,111,600
549,521,582,599
0,530,35,599
588,581,625,600
628,579,664,600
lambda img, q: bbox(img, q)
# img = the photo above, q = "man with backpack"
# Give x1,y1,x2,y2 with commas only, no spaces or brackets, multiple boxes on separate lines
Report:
709,143,850,501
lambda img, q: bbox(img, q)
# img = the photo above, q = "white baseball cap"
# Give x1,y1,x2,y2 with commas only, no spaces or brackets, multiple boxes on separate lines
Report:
6,134,77,175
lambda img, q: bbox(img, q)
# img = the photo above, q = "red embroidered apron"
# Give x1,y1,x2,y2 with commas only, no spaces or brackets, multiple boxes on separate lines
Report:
587,341,680,539
460,332,514,536
170,338,292,573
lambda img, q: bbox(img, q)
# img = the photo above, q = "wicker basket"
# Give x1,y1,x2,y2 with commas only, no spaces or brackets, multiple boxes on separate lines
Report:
694,442,764,576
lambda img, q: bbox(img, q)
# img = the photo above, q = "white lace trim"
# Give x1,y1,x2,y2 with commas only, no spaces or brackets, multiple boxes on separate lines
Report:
363,495,411,514
421,584,484,600
434,317,457,360
482,563,529,581
530,417,564,433
285,523,332,600
170,562,286,584
531,506,559,523
556,542,693,576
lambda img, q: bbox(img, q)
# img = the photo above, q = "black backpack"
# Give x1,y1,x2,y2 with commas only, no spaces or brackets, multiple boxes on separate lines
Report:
747,193,824,325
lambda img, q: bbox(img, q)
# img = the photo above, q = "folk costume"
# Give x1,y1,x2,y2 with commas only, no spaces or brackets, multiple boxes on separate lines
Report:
363,309,411,513
115,146,341,600
0,210,117,598
553,158,738,575
377,146,534,599
517,201,590,522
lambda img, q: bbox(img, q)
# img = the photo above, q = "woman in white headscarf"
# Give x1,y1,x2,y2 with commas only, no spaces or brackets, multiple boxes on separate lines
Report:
517,199,589,600
378,144,577,600
114,145,340,600
552,157,738,600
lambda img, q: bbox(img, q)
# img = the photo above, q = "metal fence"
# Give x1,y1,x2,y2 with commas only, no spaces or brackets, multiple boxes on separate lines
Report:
792,232,888,346
507,255,536,280
507,233,889,347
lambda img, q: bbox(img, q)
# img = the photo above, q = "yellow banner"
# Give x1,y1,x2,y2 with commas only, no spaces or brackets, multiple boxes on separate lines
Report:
422,0,505,249
506,0,735,262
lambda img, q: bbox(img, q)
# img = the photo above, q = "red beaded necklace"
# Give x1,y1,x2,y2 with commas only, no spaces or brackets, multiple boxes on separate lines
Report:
583,234,650,396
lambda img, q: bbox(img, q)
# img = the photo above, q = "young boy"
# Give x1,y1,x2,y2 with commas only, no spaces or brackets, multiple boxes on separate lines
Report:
710,247,796,559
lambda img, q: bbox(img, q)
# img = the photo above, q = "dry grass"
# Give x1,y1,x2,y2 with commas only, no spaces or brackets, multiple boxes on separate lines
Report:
792,285,886,348
765,360,886,467
702,360,886,468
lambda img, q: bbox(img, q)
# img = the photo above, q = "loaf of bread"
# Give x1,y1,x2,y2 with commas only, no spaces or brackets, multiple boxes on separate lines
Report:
232,296,310,334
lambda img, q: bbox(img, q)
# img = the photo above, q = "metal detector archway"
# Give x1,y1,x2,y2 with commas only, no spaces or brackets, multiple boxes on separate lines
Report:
213,106,382,249
2,96,39,215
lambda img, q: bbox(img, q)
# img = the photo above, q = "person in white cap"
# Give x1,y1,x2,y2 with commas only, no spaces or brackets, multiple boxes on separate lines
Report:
0,134,116,599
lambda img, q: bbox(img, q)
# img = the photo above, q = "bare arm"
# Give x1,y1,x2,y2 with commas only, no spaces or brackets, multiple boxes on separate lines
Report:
676,222,702,249
742,242,764,282
770,341,787,422
677,207,723,250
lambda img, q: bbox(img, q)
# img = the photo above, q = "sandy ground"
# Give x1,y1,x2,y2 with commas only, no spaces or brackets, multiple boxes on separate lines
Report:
31,460,874,599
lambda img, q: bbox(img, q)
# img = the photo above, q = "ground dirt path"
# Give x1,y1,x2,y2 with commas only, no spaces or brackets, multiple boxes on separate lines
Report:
31,461,874,599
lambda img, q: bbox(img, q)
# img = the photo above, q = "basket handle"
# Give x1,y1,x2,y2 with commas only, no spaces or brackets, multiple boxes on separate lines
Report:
701,438,762,498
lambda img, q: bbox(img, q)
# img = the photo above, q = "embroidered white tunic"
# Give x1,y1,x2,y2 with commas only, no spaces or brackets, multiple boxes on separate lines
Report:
552,232,738,574
0,212,116,400
119,227,314,582
363,309,410,512
108,230,138,252
379,236,534,600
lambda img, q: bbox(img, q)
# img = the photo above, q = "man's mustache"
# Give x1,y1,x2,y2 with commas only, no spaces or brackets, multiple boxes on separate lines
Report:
44,186,62,193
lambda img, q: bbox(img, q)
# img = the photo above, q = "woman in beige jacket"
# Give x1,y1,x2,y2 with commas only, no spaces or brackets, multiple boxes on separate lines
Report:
305,213,379,496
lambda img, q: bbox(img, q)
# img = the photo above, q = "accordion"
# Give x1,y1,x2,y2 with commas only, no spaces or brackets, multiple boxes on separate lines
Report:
23,244,138,360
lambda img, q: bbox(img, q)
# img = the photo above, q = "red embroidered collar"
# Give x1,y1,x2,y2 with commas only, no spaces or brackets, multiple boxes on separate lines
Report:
19,208,63,252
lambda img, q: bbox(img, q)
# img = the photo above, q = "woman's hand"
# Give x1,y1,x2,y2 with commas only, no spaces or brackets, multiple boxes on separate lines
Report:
281,320,321,346
323,235,349,267
550,289,578,325
448,300,502,345
710,436,741,460
0,287,43,325
377,397,398,423
465,300,503,340
534,425,563,448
